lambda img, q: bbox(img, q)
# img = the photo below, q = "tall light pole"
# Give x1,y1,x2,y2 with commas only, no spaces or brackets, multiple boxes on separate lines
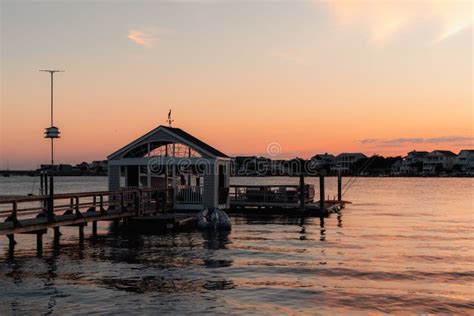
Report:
40,69,64,221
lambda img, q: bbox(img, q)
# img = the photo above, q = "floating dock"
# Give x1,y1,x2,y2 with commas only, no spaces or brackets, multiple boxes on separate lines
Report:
228,174,347,216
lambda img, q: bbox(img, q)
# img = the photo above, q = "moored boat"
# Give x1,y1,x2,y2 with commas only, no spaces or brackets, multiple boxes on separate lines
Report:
197,208,231,230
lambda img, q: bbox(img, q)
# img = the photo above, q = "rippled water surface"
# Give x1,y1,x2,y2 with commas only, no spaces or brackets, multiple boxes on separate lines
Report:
0,176,473,314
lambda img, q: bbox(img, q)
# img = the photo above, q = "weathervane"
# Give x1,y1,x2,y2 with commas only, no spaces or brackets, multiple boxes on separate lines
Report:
167,109,174,127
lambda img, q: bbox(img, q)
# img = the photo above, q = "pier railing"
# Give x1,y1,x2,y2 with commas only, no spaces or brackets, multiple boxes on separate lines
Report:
0,188,173,236
229,185,314,208
176,185,203,204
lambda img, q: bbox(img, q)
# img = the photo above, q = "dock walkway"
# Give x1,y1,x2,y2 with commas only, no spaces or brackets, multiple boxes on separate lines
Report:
0,188,172,252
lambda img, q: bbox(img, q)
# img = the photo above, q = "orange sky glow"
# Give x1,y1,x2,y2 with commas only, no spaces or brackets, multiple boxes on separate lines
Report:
1,1,473,169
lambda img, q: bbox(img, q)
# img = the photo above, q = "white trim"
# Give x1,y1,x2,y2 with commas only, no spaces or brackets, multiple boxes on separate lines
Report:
160,127,219,159
108,125,229,160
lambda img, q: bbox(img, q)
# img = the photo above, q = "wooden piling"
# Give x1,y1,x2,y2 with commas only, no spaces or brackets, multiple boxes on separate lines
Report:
337,172,342,202
319,175,325,217
44,175,48,195
79,224,84,241
92,221,97,238
299,174,305,209
40,173,44,195
36,232,43,252
53,226,61,245
7,234,16,247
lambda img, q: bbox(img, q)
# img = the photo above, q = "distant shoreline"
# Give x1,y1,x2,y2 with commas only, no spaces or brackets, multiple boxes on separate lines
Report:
1,172,472,178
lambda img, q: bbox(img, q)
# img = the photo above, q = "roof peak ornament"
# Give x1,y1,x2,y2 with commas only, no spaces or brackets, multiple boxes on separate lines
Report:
167,109,174,127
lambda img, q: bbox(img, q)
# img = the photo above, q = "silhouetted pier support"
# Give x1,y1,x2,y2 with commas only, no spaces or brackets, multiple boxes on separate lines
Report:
0,188,174,256
79,224,84,241
319,175,325,218
53,227,61,245
337,173,342,202
92,221,98,238
7,234,16,249
299,174,305,209
36,231,44,253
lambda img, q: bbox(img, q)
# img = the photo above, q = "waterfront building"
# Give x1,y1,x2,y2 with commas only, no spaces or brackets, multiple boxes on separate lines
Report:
334,153,367,173
400,150,429,175
454,150,474,175
107,125,231,210
310,153,336,170
390,159,403,175
422,150,457,175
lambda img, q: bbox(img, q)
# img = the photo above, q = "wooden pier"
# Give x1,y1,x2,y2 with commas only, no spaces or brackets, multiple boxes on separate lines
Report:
1,173,348,255
0,188,173,254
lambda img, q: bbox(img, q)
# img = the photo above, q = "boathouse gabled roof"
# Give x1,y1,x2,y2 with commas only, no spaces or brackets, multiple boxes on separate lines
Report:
107,125,229,160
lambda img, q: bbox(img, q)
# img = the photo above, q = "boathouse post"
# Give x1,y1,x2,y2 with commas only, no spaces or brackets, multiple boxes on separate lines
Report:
319,175,325,217
172,164,177,206
40,173,44,195
44,175,48,195
337,172,342,202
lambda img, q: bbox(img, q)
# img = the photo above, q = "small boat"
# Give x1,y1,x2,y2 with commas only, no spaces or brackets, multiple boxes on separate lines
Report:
197,208,231,230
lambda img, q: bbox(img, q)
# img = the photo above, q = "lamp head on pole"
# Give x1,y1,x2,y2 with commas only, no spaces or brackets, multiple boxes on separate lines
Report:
39,70,65,74
44,126,60,138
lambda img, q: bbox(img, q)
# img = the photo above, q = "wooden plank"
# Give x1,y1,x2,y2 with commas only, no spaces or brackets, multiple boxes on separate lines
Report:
0,210,138,236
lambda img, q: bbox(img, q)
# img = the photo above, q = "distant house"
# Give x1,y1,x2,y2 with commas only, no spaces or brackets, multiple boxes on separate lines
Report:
454,150,474,175
423,150,457,174
77,162,90,171
270,159,289,175
390,159,403,175
233,156,258,175
334,153,367,173
310,153,336,170
58,164,74,172
400,150,429,175
91,160,108,170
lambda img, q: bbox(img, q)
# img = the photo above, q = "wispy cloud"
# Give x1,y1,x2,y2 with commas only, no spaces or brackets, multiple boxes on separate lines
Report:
360,136,474,147
319,0,473,45
127,28,158,48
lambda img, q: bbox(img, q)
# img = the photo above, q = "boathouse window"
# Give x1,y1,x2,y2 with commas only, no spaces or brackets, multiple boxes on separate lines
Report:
123,142,202,158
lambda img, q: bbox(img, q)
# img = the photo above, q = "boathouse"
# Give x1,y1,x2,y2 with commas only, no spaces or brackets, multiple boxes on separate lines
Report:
107,125,231,210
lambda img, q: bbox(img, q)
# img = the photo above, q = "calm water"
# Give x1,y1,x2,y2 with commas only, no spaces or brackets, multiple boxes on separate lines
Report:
0,176,473,314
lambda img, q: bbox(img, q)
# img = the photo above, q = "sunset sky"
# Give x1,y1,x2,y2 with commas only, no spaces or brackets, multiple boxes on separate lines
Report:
1,0,473,169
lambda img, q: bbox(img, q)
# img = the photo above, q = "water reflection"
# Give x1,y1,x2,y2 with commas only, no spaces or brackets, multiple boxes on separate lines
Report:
319,217,326,241
2,175,472,316
43,256,59,315
201,230,231,250
337,213,343,228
